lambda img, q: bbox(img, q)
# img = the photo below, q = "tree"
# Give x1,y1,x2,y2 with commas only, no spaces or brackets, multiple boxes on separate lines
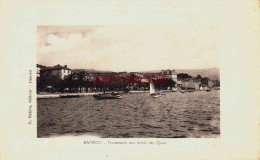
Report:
167,78,176,89
196,75,202,79
177,73,192,80
75,72,87,92
39,72,61,92
63,73,78,92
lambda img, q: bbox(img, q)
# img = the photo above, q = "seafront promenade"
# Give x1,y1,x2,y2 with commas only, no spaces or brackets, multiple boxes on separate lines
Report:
37,90,178,99
37,92,99,99
37,91,147,99
37,89,215,99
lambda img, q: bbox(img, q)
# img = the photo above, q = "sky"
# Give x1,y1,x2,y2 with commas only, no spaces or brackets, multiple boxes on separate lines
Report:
37,25,220,72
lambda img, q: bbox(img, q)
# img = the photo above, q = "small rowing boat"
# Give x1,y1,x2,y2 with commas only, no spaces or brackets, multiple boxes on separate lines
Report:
93,93,122,99
206,88,211,92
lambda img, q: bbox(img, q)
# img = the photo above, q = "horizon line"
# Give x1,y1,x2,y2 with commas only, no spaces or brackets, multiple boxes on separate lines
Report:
71,67,220,72
37,64,219,72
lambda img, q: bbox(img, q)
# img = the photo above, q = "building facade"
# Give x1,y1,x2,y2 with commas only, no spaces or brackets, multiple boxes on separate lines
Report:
40,64,72,79
37,64,46,78
181,81,200,90
161,69,177,82
201,78,213,88
37,66,41,78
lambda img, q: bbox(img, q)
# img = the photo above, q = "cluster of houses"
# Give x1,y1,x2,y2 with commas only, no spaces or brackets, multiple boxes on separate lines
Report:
177,78,214,91
37,64,219,92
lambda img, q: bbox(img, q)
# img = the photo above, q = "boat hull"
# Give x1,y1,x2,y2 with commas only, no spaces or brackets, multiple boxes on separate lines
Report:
93,94,122,99
150,93,161,98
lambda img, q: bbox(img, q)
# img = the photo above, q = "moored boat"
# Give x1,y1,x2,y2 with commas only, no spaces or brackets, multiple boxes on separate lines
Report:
172,88,178,92
110,92,120,96
93,82,122,99
93,93,122,99
151,94,161,98
206,88,211,92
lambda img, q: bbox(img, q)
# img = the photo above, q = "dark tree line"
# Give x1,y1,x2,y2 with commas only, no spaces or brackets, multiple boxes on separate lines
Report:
37,71,177,93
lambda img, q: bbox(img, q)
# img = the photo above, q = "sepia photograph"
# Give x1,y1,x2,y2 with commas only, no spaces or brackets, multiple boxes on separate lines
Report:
37,25,220,138
1,0,259,159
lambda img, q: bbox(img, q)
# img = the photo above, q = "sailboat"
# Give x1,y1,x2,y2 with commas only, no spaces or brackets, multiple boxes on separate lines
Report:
150,81,161,98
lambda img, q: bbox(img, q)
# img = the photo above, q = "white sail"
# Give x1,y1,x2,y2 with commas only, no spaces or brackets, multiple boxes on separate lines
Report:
150,82,156,94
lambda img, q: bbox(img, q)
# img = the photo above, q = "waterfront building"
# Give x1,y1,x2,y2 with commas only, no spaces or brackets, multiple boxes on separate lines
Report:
180,80,200,90
177,81,183,89
161,69,177,82
40,64,72,79
201,77,213,88
37,65,41,78
36,64,46,78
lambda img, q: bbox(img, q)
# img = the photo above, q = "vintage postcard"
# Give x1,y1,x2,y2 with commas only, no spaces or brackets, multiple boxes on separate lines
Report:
37,25,220,138
0,0,259,160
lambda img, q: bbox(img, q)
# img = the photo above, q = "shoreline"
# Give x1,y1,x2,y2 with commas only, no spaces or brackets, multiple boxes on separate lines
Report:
37,90,219,99
37,91,149,99
37,92,100,99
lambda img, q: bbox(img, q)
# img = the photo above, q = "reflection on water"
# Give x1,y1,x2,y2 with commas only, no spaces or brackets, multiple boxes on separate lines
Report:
37,91,220,138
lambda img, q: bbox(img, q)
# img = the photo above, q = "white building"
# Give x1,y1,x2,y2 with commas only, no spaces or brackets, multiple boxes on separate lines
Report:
37,66,41,78
40,64,72,79
161,69,177,82
37,64,46,78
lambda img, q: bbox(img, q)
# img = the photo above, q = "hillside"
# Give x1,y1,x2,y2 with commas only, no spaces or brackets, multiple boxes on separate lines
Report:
72,67,220,80
72,69,113,73
176,68,220,80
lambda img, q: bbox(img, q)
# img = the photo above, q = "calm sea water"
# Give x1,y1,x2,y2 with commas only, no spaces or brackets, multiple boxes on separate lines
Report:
37,90,220,138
